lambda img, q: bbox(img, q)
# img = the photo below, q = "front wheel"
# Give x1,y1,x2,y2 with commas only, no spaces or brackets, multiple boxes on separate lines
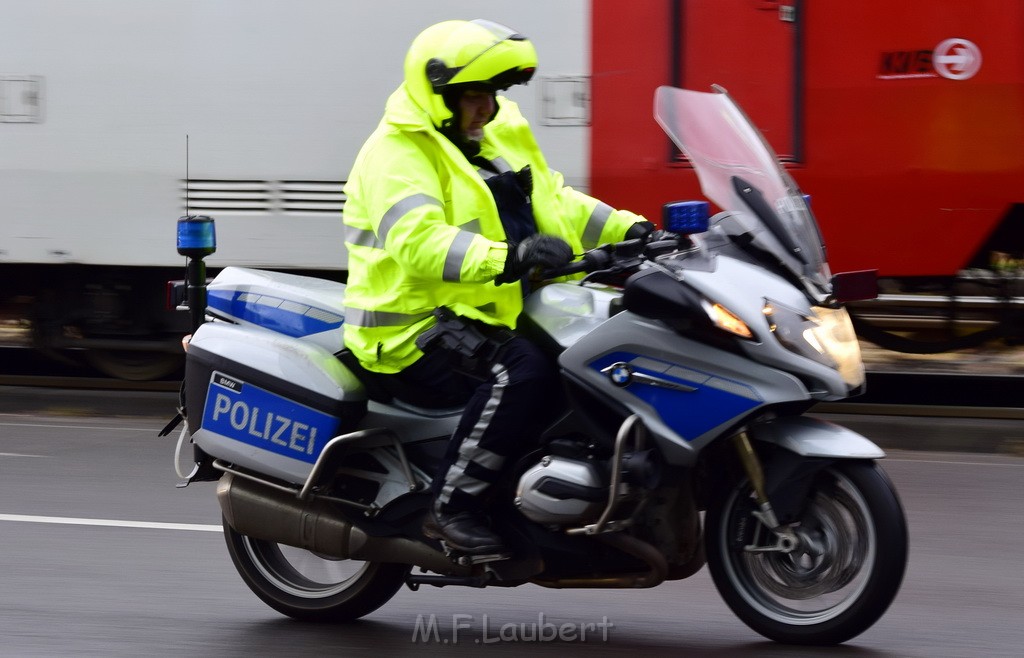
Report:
223,519,409,622
705,460,907,645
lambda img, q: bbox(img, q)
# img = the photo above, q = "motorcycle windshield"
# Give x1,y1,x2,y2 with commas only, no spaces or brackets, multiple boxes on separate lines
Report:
654,86,830,291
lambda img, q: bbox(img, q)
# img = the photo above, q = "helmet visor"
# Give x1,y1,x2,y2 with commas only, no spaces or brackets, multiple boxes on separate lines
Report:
433,20,537,92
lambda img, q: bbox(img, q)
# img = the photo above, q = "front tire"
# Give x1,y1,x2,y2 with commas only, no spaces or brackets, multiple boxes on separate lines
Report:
705,460,907,645
223,519,409,622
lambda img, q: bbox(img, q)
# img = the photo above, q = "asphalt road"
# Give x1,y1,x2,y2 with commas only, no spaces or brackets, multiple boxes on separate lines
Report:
1,410,1023,656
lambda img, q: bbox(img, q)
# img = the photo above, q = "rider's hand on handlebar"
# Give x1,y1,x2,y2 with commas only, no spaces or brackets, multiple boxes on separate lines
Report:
624,221,684,249
647,229,682,243
495,234,573,284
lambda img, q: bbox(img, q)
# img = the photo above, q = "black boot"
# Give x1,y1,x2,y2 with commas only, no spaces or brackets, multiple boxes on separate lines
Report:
423,507,506,555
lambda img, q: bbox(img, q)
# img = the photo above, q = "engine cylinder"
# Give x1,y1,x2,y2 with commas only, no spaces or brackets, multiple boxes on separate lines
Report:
515,456,606,526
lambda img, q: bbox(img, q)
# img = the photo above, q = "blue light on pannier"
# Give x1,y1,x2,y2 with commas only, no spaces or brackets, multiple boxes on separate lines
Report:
177,215,217,257
662,200,710,234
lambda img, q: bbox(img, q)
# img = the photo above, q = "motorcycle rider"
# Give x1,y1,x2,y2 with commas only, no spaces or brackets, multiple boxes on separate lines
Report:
341,19,653,555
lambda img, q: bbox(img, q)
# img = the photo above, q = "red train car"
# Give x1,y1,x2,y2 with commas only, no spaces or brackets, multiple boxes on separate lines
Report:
591,0,1024,282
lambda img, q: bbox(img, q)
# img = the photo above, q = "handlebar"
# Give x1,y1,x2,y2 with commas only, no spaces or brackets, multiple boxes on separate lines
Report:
541,232,687,280
542,247,615,278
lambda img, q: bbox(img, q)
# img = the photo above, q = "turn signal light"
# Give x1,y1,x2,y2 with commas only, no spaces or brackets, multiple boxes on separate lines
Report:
707,303,753,339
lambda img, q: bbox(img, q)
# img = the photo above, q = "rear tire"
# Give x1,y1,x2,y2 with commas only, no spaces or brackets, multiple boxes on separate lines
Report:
223,519,409,622
705,460,907,645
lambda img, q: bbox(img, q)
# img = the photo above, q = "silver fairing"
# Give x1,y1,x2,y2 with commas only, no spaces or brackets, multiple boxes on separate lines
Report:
525,249,856,468
552,306,806,467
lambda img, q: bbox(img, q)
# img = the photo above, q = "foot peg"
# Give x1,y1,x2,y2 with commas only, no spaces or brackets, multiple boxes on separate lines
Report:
442,545,511,566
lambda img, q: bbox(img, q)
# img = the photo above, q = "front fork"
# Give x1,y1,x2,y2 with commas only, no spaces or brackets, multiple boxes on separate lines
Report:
732,431,802,554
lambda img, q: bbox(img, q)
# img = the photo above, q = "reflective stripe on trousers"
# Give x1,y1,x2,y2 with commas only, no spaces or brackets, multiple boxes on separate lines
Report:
432,337,561,514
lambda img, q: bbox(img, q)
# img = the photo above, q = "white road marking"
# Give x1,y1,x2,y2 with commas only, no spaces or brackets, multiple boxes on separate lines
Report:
0,513,220,532
0,421,158,432
885,457,1024,467
0,452,47,458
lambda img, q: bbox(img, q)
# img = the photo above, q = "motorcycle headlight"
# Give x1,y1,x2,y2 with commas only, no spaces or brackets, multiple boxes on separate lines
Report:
763,300,865,389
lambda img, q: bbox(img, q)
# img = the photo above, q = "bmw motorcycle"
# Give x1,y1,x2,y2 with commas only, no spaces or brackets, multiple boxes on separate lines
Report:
164,85,907,645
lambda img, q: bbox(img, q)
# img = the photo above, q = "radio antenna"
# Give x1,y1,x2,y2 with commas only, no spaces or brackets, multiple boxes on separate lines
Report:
185,134,190,216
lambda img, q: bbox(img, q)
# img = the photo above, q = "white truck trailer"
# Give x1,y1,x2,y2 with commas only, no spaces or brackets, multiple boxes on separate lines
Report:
1,0,592,378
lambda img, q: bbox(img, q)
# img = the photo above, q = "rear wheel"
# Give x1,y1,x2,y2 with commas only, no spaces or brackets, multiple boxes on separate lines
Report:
223,520,409,622
705,460,907,645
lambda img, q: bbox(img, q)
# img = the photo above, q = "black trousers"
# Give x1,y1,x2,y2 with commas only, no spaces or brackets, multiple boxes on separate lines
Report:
374,335,561,514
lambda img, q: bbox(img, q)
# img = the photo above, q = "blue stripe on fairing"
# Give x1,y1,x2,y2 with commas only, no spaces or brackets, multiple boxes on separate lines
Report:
590,351,762,441
207,289,343,338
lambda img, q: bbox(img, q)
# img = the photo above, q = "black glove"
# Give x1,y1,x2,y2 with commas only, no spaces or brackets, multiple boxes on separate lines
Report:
647,228,681,243
624,220,656,241
495,234,573,284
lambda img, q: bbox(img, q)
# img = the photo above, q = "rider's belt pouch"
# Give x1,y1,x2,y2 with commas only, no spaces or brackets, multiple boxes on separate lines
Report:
415,306,515,380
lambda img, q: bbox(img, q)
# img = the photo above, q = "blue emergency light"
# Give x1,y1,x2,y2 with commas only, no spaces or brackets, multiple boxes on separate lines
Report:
177,215,217,258
176,214,216,332
662,200,710,235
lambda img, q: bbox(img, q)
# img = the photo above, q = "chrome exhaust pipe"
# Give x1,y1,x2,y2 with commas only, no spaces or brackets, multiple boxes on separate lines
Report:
216,472,469,576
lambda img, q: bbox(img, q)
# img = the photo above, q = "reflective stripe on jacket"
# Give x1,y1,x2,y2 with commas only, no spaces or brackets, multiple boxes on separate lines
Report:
342,84,644,373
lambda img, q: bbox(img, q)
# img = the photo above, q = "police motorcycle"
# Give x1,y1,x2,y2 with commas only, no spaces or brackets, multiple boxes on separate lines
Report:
164,85,907,646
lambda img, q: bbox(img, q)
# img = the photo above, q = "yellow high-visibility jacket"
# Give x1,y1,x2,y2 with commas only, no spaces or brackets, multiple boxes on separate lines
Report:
342,84,646,373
